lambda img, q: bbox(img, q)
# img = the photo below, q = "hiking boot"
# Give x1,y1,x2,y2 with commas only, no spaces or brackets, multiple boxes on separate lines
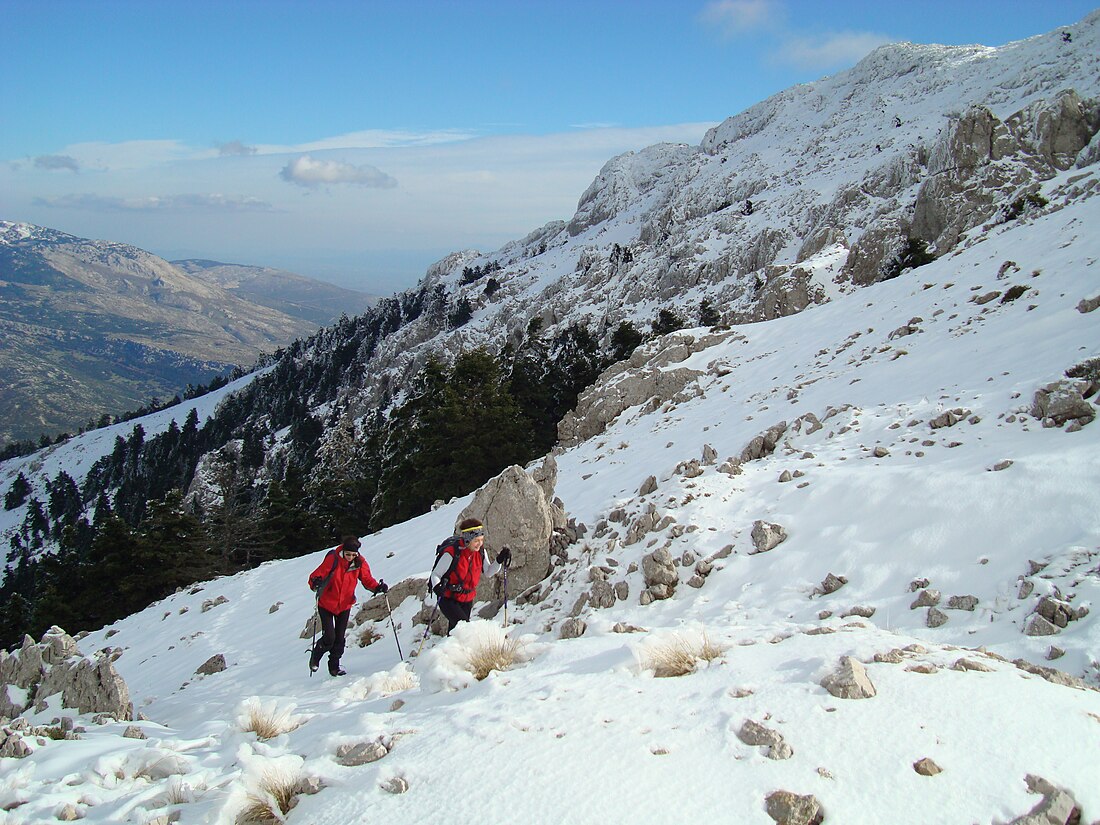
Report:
329,666,347,677
308,650,321,673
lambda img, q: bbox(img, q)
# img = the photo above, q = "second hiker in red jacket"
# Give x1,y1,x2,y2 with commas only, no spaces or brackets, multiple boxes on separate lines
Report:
308,536,388,676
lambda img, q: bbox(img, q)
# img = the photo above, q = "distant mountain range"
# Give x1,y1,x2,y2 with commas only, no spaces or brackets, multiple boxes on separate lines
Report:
0,221,376,445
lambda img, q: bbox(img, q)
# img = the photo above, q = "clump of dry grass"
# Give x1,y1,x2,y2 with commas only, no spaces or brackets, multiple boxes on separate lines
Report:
357,624,383,647
236,767,300,824
465,635,524,680
237,698,303,741
639,630,727,677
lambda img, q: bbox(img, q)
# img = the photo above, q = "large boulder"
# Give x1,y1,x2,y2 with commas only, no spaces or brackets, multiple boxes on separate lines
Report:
459,464,554,599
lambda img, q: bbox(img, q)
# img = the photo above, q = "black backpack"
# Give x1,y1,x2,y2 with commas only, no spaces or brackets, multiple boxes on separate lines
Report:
430,537,465,598
310,550,341,600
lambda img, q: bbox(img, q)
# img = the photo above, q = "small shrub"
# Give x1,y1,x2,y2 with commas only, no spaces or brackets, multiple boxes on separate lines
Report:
1066,357,1100,387
465,636,524,680
638,630,727,677
881,238,935,281
1002,192,1049,222
357,625,383,648
237,767,300,825
237,698,302,741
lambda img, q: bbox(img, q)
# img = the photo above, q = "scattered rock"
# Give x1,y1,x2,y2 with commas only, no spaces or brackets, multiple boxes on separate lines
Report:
1035,596,1075,628
951,658,995,673
737,719,793,760
639,475,658,496
559,618,587,640
840,605,875,619
750,521,788,554
908,578,930,592
1024,615,1060,637
122,725,147,739
910,589,941,609
991,460,1014,471
815,573,848,596
381,775,410,794
820,656,876,699
195,654,227,676
764,790,824,825
1031,380,1095,426
200,595,229,613
336,740,389,766
55,803,84,821
1077,295,1100,314
1007,774,1081,825
946,595,979,611
872,446,890,458
927,607,949,628
913,757,942,776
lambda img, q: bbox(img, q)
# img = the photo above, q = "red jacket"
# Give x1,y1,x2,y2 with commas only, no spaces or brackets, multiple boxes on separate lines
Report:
440,540,486,604
309,551,380,614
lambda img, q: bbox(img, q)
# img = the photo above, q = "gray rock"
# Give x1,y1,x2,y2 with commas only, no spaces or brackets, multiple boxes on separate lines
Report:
913,757,942,776
459,464,554,599
1007,774,1080,825
750,520,788,554
641,547,679,589
908,577,930,592
1018,579,1035,599
741,422,789,462
301,612,322,639
1035,596,1075,628
737,719,793,760
195,654,227,675
910,589,941,609
559,618,587,640
1025,615,1060,637
56,803,84,821
381,775,410,794
639,475,658,496
820,656,876,699
927,607,949,628
1031,380,1095,426
122,725,147,739
764,790,824,825
0,731,31,758
946,595,979,611
1078,294,1100,314
840,605,875,619
336,740,389,766
200,595,228,613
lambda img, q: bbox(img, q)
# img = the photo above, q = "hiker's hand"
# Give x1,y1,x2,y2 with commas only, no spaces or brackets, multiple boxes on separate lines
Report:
496,547,512,568
375,581,389,594
309,576,322,591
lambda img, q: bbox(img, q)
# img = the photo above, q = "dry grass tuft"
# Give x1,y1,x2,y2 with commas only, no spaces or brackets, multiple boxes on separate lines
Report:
465,635,524,681
357,625,383,647
236,768,299,824
640,631,727,677
238,698,302,741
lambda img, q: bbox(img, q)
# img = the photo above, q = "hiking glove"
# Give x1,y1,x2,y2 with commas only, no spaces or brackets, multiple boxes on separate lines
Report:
309,576,322,591
496,547,512,568
375,581,389,594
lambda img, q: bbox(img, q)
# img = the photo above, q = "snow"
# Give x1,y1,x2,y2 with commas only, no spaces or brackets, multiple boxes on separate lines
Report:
3,14,1100,825
2,166,1098,823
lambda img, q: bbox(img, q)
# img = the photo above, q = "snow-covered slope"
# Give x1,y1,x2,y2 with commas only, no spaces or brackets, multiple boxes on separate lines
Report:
3,148,1098,823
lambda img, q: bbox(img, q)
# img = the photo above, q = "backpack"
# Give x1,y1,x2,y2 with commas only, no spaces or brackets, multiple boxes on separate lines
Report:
310,550,341,601
430,537,465,598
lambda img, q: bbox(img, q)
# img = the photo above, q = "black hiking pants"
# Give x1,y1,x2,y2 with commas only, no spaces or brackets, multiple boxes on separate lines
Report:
311,607,350,672
439,596,472,635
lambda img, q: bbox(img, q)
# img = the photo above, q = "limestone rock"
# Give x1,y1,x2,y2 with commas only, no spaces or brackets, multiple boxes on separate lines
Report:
559,618,587,640
927,607,949,628
765,790,824,825
741,422,788,462
913,757,942,776
381,775,410,794
1031,380,1095,426
737,719,793,760
910,589,941,609
336,740,389,766
1025,615,1060,637
639,475,658,496
946,595,979,611
195,654,227,675
820,656,876,699
1035,596,1075,628
750,520,788,554
460,464,554,598
642,547,679,590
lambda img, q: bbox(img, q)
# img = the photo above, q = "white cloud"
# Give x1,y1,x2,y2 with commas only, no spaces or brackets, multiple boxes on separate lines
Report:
278,155,398,189
33,193,277,213
217,140,258,156
34,155,80,172
777,31,893,69
700,0,781,37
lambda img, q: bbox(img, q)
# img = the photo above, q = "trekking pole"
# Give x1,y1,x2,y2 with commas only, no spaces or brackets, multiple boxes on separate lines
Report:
383,593,403,661
309,606,318,678
502,566,509,626
415,603,440,658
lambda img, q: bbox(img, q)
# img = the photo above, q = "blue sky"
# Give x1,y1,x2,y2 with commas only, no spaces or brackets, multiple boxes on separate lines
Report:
2,0,1095,293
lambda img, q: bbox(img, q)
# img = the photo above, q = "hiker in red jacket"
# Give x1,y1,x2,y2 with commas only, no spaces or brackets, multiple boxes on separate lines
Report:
426,518,511,635
308,536,387,676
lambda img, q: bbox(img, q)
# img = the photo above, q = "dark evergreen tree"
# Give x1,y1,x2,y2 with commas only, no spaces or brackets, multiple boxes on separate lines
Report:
651,308,686,336
610,321,644,362
699,298,721,328
4,473,31,511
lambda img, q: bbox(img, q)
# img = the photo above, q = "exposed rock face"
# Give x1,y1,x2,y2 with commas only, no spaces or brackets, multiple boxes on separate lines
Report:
354,577,427,625
1031,380,1096,426
460,464,555,599
0,627,132,721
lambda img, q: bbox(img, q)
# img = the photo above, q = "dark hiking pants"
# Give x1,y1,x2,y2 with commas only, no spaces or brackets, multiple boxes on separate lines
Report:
311,607,350,672
439,596,473,635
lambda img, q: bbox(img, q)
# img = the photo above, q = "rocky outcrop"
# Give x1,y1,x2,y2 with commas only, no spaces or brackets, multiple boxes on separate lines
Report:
1031,379,1096,426
459,464,555,599
0,627,132,721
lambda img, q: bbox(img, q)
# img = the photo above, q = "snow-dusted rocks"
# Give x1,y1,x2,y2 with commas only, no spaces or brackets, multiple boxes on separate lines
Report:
751,520,788,554
820,656,877,699
640,547,679,603
737,719,794,760
765,790,824,825
0,628,132,722
335,739,389,766
1031,380,1096,427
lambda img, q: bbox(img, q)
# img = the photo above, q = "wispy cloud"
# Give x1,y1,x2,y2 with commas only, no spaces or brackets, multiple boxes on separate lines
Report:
34,155,81,172
699,0,781,37
217,140,258,156
278,155,398,189
34,193,277,212
777,31,893,69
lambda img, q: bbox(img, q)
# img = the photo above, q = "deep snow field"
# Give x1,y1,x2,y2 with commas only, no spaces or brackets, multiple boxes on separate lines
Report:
1,163,1098,824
